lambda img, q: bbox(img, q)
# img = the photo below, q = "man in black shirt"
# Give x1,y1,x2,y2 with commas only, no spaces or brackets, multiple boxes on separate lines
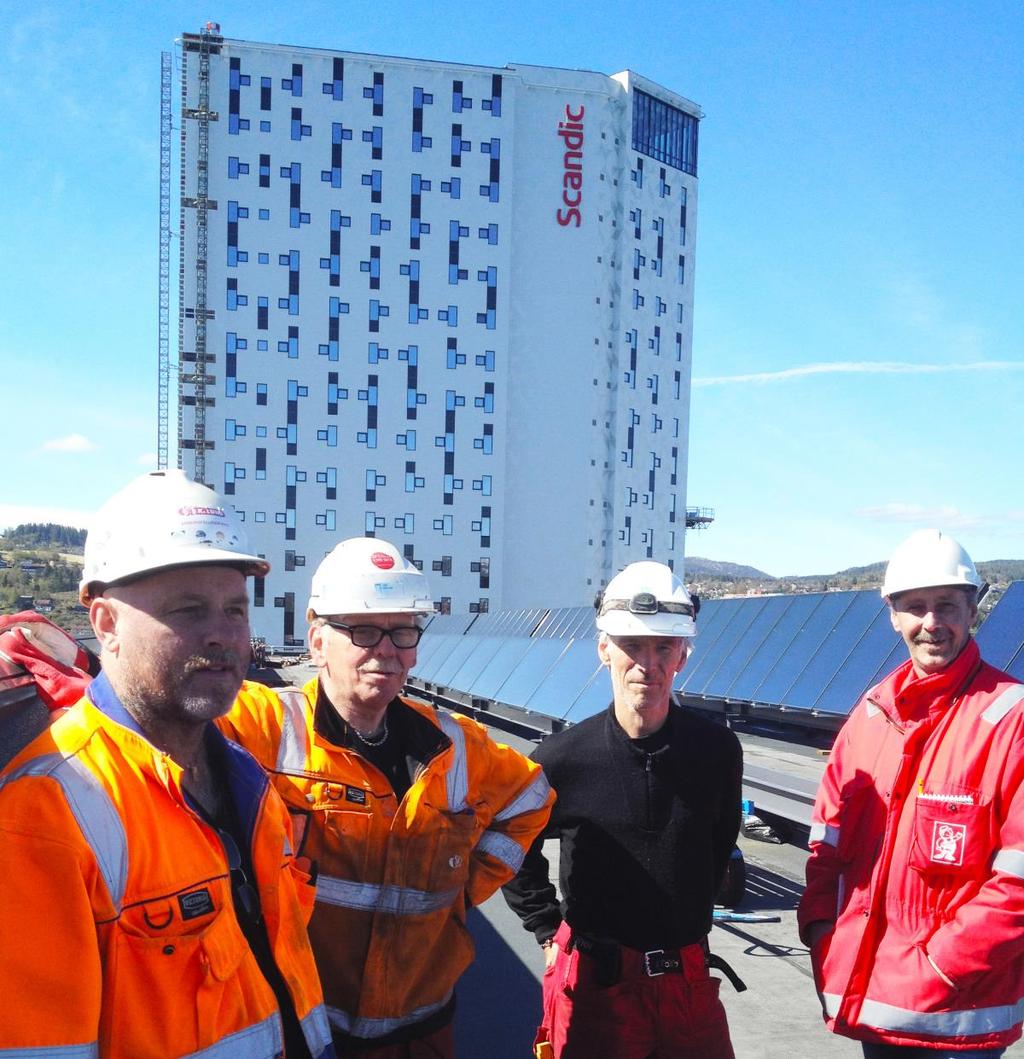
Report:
503,560,742,1058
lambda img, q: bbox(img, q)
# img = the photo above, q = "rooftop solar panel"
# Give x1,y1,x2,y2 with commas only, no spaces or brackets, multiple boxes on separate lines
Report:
755,592,859,707
535,607,596,640
812,607,903,715
429,636,485,687
687,596,737,650
412,629,459,672
785,591,887,710
490,640,572,708
976,582,1024,671
683,596,787,700
562,664,613,725
524,639,605,719
469,639,537,701
447,635,509,692
723,595,823,703
680,597,769,696
1004,645,1024,682
863,637,910,693
413,635,469,683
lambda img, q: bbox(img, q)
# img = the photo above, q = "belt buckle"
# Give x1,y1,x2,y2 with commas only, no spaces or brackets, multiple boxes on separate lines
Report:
643,949,666,977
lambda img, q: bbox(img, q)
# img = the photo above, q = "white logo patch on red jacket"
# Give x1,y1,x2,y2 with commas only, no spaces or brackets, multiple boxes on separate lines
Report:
931,821,967,865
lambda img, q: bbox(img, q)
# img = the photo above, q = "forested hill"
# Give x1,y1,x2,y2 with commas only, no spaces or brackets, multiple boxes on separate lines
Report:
0,523,87,551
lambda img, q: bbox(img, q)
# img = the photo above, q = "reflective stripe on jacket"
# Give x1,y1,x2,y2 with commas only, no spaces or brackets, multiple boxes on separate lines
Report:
0,673,333,1059
221,678,554,1042
798,639,1024,1050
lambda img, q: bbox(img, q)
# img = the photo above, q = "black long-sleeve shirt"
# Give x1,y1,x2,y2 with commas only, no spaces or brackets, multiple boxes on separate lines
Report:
503,704,742,952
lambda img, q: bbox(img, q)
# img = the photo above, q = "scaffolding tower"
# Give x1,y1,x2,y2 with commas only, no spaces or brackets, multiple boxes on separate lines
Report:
180,24,220,485
685,506,715,529
157,51,172,469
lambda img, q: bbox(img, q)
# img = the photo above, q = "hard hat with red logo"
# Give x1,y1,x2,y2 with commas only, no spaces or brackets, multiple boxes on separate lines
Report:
79,470,270,603
307,537,434,621
595,561,697,637
881,529,982,600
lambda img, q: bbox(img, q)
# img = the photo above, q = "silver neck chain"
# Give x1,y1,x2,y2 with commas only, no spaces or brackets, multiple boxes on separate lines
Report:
351,715,389,748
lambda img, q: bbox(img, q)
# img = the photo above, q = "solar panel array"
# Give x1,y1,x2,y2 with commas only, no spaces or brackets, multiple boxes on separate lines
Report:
410,582,1024,727
976,580,1024,680
675,590,903,717
412,606,611,724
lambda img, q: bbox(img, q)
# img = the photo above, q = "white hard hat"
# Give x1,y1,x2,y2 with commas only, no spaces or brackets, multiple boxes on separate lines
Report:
881,529,981,599
307,537,434,621
80,470,269,603
596,561,696,637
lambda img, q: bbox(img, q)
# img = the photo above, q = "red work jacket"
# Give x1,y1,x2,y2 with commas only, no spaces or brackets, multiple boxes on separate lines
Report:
799,639,1024,1049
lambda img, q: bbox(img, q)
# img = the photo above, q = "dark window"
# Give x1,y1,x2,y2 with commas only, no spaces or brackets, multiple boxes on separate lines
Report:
631,91,698,176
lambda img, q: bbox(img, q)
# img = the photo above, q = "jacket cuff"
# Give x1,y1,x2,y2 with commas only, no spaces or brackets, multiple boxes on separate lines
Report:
797,893,838,939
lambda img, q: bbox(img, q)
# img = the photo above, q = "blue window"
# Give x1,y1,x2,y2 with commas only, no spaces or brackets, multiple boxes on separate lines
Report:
632,90,699,175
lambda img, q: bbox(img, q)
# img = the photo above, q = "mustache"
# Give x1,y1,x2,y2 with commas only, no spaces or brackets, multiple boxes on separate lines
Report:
183,651,243,674
361,663,403,676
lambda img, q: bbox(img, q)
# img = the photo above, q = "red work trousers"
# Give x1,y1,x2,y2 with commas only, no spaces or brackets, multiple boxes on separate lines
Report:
536,923,735,1059
333,1021,454,1059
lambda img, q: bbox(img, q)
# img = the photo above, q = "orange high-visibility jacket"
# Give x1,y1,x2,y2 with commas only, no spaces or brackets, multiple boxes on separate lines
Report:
0,671,333,1059
220,678,554,1044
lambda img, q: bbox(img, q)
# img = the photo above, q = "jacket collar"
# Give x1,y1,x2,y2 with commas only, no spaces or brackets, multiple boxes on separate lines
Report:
869,638,981,722
313,679,451,768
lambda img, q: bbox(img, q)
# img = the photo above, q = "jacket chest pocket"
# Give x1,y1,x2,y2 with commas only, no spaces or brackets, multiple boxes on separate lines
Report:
316,799,378,882
909,792,993,877
106,900,251,1052
415,807,479,894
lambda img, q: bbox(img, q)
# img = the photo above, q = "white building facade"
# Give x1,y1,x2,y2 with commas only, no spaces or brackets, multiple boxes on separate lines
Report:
178,31,700,645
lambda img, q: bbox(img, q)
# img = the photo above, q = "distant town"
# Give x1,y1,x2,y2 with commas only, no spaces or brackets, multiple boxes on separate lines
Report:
3,522,1021,640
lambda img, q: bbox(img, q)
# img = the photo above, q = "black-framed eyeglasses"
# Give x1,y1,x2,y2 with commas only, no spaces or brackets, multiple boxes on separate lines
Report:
218,828,262,925
323,619,423,649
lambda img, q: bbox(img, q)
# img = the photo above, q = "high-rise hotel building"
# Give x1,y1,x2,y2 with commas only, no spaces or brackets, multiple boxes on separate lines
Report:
177,29,700,645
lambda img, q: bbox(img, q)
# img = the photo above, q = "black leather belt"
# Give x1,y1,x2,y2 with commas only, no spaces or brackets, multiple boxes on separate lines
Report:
569,933,747,992
642,948,683,976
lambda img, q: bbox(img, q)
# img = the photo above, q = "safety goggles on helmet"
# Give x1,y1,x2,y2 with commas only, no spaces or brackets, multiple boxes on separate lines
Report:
597,592,695,620
321,620,423,649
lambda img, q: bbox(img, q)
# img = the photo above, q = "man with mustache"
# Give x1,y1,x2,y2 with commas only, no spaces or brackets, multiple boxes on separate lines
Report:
221,537,554,1057
0,470,332,1058
799,530,1024,1057
503,560,742,1058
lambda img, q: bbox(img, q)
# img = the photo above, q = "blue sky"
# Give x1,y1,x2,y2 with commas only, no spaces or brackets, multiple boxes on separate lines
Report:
0,0,1020,576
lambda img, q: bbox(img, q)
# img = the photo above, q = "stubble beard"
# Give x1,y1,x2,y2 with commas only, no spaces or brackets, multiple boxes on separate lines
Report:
118,651,245,726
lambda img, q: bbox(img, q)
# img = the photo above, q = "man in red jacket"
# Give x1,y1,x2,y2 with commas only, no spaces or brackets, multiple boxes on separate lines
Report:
799,530,1024,1058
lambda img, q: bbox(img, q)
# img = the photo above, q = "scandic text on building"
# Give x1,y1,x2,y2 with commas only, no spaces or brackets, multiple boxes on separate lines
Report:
556,104,585,227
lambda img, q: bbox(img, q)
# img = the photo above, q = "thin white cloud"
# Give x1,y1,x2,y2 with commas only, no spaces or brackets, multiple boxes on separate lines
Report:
854,503,989,531
693,360,1024,387
135,452,159,468
39,434,97,453
854,505,1024,538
